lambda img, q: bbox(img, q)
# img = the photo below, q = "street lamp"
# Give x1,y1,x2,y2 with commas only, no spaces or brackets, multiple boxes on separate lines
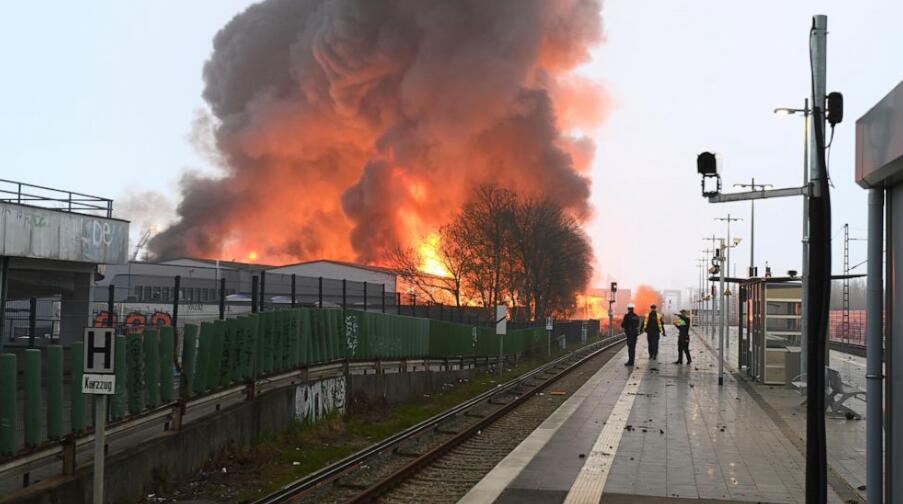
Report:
608,282,617,339
733,179,772,278
775,99,811,380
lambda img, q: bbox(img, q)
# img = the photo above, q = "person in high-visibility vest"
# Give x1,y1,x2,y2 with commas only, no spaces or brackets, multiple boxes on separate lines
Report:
673,309,692,365
640,304,665,360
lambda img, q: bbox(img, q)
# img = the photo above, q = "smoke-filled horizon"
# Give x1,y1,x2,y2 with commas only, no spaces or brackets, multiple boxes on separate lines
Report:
148,0,604,267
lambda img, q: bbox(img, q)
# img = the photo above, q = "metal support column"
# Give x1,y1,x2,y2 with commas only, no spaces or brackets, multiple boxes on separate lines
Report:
259,271,266,312
172,276,181,330
251,276,259,314
218,277,226,320
718,241,725,386
866,188,883,504
28,297,37,348
0,257,8,353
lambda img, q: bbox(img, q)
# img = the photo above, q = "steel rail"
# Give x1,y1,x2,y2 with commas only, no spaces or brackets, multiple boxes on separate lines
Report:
253,334,625,504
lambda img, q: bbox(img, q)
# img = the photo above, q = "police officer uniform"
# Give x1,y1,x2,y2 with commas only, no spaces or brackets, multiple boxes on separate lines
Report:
620,304,640,366
641,305,665,360
673,310,692,364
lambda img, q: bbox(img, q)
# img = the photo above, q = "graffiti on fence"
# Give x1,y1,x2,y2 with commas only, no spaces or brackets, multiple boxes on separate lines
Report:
345,315,358,357
93,311,118,328
93,309,174,332
294,376,346,423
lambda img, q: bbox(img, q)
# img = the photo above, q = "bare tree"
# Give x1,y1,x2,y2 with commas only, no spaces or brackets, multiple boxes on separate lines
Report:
437,221,472,307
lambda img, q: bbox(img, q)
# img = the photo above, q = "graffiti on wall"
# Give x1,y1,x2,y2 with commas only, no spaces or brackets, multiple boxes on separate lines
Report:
294,376,346,423
93,310,173,332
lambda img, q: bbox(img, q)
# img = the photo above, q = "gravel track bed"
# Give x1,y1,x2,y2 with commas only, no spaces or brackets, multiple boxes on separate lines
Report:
379,344,622,504
284,343,621,504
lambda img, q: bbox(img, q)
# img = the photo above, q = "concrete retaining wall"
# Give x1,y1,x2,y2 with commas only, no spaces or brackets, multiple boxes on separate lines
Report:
2,365,483,504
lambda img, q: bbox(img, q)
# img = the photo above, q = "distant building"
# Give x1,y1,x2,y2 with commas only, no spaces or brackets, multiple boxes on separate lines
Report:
268,259,397,293
663,289,682,313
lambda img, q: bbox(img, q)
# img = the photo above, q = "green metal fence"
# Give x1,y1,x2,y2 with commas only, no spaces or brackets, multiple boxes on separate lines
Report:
0,308,594,457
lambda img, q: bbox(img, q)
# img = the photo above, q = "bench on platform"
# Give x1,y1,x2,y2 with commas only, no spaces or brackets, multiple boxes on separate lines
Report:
788,368,865,419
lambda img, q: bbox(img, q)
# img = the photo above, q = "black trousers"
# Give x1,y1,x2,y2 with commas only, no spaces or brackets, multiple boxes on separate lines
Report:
677,336,691,363
626,334,637,364
647,333,660,358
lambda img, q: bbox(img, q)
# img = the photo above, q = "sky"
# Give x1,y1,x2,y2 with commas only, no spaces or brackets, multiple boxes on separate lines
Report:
2,1,901,295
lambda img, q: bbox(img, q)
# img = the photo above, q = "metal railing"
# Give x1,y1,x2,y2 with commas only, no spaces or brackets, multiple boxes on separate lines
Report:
0,178,113,218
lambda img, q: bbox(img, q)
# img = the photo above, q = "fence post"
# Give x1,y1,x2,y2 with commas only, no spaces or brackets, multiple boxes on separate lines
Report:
251,276,259,314
363,282,368,312
397,292,401,314
172,275,181,329
0,353,15,455
218,277,226,320
318,277,323,308
259,271,266,312
291,274,297,308
381,284,386,313
70,341,86,432
107,284,114,327
0,256,8,353
412,293,417,317
28,296,37,348
24,349,41,448
47,345,64,440
159,326,175,403
342,279,347,309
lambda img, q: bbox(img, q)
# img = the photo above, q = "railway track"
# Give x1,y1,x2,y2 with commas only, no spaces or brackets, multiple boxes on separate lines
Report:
253,334,625,504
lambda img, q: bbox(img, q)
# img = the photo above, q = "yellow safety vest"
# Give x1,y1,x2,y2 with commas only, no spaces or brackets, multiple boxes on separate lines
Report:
644,312,663,332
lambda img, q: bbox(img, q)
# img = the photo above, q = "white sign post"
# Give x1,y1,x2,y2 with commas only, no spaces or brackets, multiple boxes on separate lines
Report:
545,316,553,358
496,305,507,376
83,327,115,504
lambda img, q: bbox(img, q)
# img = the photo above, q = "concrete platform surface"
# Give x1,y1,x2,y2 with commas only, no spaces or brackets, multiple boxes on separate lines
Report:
462,328,866,504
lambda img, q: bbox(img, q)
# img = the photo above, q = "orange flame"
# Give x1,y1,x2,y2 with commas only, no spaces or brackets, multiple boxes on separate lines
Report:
576,293,609,320
417,232,450,277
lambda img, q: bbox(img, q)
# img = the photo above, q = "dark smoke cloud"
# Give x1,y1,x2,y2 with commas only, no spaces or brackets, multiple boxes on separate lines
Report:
149,0,603,264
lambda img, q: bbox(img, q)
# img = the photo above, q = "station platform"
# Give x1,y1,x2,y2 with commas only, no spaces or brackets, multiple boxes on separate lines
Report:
460,328,867,504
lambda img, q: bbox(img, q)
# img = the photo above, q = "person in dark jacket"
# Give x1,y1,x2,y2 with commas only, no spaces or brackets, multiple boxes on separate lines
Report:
640,304,665,360
673,309,692,364
620,304,641,366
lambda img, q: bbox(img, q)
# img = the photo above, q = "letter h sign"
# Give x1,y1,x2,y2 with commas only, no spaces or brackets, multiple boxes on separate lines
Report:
84,327,115,374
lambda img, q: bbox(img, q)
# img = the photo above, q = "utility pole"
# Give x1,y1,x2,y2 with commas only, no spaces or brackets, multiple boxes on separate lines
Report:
843,224,850,346
734,178,773,277
842,224,865,346
806,15,829,504
717,239,726,386
716,214,743,335
704,236,719,337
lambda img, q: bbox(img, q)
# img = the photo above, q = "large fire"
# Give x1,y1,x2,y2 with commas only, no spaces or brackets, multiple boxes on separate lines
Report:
417,233,449,278
147,0,605,270
576,293,609,320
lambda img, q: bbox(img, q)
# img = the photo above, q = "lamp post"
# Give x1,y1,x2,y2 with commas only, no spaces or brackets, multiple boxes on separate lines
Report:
715,215,743,334
733,178,773,278
774,99,811,379
609,282,617,339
